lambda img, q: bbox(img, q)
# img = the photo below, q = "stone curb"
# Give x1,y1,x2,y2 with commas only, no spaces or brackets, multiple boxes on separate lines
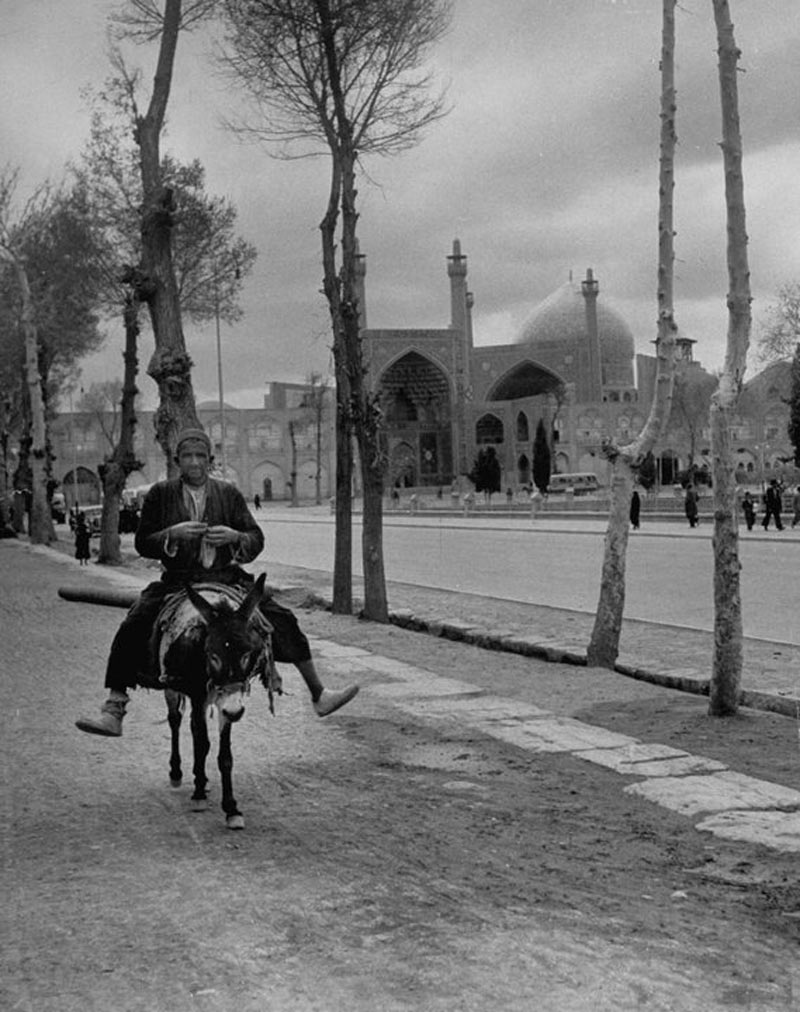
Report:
24,534,800,723
306,591,800,721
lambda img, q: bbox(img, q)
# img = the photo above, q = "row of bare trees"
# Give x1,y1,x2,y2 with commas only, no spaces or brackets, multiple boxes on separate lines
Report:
2,0,768,720
589,0,753,716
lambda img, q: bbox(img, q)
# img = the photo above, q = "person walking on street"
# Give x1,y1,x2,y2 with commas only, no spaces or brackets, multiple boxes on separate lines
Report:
791,486,800,528
629,489,641,530
74,512,91,565
76,428,358,737
253,492,261,511
762,479,784,531
684,484,699,528
740,491,756,531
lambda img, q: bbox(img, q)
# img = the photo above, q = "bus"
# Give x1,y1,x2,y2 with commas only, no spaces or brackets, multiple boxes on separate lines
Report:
547,472,599,496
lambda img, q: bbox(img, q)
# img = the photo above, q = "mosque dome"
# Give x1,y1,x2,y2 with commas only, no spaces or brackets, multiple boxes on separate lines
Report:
516,276,636,387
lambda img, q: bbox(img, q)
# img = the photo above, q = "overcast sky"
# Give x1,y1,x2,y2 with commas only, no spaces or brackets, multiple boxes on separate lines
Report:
2,0,799,409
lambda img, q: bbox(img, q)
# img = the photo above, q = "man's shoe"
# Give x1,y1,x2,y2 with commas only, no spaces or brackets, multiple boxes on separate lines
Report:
314,685,359,717
75,697,128,737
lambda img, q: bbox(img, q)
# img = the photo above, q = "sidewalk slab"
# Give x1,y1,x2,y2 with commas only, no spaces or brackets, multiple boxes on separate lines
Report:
625,771,800,817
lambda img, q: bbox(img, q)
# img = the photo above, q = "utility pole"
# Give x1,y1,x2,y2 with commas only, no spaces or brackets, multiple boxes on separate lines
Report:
214,269,227,479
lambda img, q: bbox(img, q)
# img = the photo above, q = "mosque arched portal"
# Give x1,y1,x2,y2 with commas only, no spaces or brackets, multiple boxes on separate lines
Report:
378,351,453,487
487,361,565,402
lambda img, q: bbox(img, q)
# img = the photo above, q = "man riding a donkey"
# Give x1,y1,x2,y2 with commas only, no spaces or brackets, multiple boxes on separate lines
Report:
76,428,358,737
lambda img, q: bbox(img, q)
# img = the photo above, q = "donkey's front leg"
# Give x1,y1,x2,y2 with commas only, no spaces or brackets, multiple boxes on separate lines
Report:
165,689,183,787
189,695,210,810
218,718,244,830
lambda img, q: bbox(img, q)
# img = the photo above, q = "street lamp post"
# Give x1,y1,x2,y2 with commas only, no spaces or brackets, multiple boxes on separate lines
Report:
68,387,79,509
214,273,227,480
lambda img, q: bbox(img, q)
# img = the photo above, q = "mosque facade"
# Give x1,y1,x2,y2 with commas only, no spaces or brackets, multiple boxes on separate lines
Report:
359,239,795,491
44,240,794,504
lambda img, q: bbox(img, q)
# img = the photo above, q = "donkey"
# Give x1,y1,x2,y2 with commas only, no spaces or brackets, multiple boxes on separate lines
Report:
155,573,279,830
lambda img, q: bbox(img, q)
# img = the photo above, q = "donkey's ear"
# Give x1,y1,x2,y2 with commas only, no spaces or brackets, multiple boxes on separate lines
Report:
238,572,266,622
186,585,216,625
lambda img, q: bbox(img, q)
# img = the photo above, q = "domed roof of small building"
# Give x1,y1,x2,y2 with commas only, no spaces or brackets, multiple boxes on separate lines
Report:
516,278,636,370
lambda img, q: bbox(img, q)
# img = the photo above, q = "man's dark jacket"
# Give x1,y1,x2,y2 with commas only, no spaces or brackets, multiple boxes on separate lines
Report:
135,477,263,582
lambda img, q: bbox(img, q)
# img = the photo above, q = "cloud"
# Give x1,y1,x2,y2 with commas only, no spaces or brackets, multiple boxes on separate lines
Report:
3,0,798,408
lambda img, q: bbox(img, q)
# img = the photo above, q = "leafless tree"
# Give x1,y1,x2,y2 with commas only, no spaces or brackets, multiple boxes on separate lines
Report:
0,172,59,545
107,0,220,469
586,0,679,668
707,0,753,716
665,367,718,477
302,372,331,505
220,0,451,618
755,281,800,364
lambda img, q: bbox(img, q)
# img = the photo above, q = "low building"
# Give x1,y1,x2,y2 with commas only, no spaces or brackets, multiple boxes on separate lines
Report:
48,381,336,506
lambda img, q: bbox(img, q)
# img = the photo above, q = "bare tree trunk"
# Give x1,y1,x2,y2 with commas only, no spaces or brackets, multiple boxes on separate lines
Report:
314,384,324,506
97,293,143,564
320,159,353,614
340,155,388,622
16,259,54,545
586,0,678,667
0,398,12,532
288,419,299,507
317,0,388,622
708,0,752,716
135,0,199,473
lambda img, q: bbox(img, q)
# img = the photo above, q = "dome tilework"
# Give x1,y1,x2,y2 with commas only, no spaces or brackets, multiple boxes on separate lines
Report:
516,280,635,383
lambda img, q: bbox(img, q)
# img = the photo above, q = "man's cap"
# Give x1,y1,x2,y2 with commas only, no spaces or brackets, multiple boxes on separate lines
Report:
175,427,212,455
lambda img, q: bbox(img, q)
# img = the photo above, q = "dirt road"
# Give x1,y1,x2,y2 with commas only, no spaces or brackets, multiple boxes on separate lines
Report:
3,539,800,1011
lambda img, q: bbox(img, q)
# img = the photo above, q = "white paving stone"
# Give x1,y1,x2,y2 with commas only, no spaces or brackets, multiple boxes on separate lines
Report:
392,695,550,722
696,809,800,852
307,639,372,658
485,717,639,754
372,676,483,699
579,748,727,777
346,654,427,678
625,770,800,816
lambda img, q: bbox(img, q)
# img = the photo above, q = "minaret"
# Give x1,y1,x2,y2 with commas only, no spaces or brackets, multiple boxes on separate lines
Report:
354,239,367,330
447,238,470,475
447,238,468,332
581,267,603,402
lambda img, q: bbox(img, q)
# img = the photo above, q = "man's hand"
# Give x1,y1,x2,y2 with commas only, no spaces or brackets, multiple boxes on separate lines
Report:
202,524,243,546
168,520,208,542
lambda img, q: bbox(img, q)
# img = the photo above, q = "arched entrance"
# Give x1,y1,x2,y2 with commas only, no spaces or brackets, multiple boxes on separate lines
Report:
63,466,101,508
517,453,530,486
379,352,453,487
252,461,285,500
389,442,416,487
658,449,679,486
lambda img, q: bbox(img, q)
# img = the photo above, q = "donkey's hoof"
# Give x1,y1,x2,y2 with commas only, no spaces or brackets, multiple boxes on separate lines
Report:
169,777,182,789
190,797,209,812
226,814,245,830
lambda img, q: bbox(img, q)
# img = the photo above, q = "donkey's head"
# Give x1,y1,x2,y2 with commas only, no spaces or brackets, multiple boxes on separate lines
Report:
185,573,267,722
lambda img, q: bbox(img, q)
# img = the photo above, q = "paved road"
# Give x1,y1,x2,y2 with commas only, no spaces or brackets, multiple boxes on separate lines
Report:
5,537,800,1011
254,509,800,646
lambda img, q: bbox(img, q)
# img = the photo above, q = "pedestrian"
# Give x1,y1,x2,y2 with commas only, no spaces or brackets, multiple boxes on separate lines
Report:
530,487,543,520
741,491,756,531
629,489,641,530
791,486,800,529
76,428,358,737
762,478,784,531
253,492,261,511
74,511,91,565
684,484,699,528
